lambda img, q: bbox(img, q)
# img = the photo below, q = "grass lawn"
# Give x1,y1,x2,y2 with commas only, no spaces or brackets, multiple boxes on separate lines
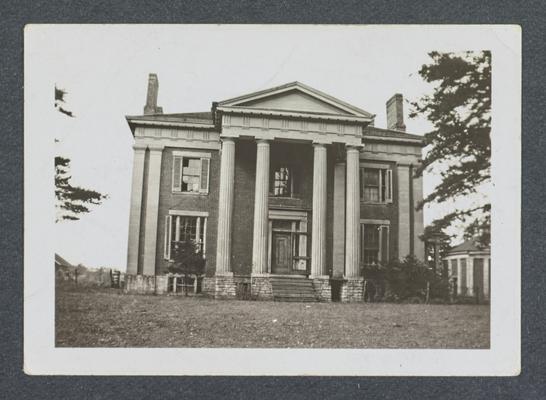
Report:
56,287,490,348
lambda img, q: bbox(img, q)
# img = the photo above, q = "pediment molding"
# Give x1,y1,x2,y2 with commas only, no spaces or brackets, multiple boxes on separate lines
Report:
218,82,374,120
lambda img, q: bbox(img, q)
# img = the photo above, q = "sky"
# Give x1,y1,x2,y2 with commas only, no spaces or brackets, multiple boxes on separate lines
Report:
27,25,490,269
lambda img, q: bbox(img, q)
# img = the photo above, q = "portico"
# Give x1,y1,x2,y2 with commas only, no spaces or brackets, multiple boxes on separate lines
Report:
208,83,372,300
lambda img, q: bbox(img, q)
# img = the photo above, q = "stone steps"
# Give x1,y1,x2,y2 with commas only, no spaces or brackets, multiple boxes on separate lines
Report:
270,276,318,302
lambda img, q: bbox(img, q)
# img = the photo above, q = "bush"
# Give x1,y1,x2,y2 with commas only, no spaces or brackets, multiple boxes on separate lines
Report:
361,255,450,303
168,240,206,296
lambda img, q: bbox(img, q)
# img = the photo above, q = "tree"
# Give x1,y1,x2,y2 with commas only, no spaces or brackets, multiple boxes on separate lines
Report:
54,85,107,222
168,240,206,296
55,156,107,222
411,51,491,247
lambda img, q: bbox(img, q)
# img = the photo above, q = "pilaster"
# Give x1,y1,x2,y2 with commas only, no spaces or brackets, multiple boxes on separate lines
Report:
142,146,163,275
397,164,411,258
126,145,146,275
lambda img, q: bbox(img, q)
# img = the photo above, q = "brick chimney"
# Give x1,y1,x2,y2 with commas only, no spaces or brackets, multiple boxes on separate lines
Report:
386,93,406,132
143,73,163,115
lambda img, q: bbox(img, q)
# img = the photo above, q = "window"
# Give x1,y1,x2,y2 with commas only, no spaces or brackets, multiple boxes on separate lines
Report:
172,152,210,194
272,166,295,197
164,214,207,260
360,167,392,203
360,223,389,266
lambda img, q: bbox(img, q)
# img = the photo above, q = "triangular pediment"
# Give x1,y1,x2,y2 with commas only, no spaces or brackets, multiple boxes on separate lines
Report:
218,82,373,118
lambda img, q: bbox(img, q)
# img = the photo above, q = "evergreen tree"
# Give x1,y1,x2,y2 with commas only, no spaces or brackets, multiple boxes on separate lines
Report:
54,85,107,222
411,51,491,246
55,156,106,221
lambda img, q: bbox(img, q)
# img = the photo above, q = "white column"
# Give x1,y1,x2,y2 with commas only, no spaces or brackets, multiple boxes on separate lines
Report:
311,143,327,277
397,164,411,258
252,140,270,274
466,256,474,296
345,146,361,278
413,174,425,261
456,258,463,296
215,138,236,274
484,256,490,299
142,146,164,276
332,162,346,277
126,145,146,275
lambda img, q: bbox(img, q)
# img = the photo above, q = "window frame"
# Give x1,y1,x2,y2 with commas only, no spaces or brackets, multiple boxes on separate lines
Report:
360,219,390,267
164,210,208,261
359,163,393,204
270,163,298,198
171,150,211,195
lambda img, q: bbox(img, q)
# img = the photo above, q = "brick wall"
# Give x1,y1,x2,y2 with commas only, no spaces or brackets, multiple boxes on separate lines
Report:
359,159,399,260
231,140,256,275
154,146,220,276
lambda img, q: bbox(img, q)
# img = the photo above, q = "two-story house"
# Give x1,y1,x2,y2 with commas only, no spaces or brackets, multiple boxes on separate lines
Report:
125,74,425,301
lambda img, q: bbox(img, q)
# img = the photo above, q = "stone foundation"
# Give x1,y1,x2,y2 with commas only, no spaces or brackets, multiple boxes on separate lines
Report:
124,274,168,294
312,276,332,302
202,273,237,299
250,274,273,300
341,277,364,302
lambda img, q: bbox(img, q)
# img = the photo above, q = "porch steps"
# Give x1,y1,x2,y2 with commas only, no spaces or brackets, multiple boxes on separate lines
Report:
270,276,318,302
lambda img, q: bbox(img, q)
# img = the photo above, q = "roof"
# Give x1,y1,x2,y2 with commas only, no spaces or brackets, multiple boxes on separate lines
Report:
127,111,213,124
55,253,73,268
363,126,426,145
218,81,375,119
447,239,490,256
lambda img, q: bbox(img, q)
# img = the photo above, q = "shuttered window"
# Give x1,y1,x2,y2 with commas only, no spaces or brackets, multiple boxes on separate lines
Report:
360,167,393,203
172,153,211,194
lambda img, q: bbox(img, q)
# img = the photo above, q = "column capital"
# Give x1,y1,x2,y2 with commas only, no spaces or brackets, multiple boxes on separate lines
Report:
256,139,270,146
220,136,236,144
133,144,148,151
312,141,327,149
147,144,165,152
346,144,364,152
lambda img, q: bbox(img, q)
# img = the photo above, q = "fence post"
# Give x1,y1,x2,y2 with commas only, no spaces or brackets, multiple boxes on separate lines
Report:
426,281,430,304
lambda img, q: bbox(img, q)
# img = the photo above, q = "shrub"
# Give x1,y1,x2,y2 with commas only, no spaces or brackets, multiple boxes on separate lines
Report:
362,255,450,303
168,240,206,296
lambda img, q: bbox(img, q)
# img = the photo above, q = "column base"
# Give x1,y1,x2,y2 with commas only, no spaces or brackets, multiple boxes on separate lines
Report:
311,276,331,302
124,274,168,295
202,273,237,299
251,273,273,300
341,277,364,302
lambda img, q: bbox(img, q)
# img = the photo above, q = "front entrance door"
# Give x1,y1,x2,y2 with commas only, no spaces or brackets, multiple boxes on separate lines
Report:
272,232,292,274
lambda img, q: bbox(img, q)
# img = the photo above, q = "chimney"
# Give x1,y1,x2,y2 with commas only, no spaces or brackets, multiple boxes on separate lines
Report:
386,93,406,132
143,73,163,115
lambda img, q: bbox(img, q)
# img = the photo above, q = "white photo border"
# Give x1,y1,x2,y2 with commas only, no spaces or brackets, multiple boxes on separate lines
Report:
24,24,521,376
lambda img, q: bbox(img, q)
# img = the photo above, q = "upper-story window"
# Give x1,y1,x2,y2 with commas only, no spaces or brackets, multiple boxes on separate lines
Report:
272,166,293,197
270,164,296,197
172,151,210,194
360,166,392,203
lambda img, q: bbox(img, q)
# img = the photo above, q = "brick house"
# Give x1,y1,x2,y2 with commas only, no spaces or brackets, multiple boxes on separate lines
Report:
125,74,425,301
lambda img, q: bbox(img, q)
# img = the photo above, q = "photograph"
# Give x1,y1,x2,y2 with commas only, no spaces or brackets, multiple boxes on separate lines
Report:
24,24,520,375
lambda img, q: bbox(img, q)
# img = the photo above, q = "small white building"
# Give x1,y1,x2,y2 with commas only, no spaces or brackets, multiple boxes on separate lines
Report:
444,240,490,301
